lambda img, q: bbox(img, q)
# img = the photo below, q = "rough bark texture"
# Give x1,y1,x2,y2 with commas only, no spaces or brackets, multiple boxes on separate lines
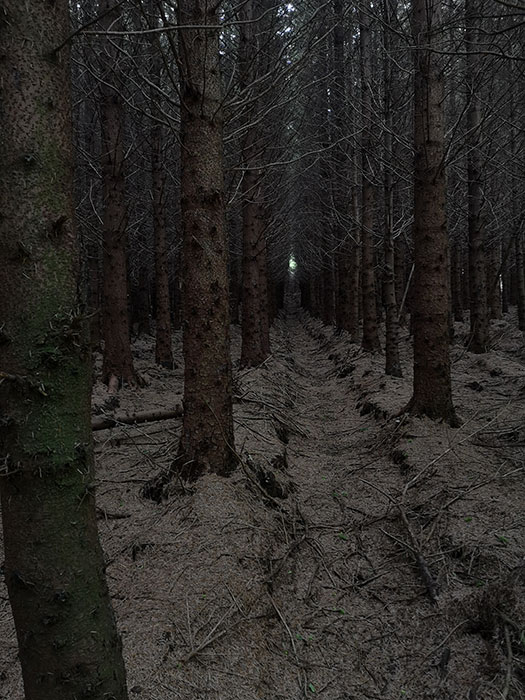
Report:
360,5,381,353
0,2,129,698
465,0,489,353
408,0,458,426
178,0,236,477
99,0,137,387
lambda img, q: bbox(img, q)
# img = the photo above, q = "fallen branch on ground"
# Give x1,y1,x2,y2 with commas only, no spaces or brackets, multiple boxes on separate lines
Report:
91,406,183,431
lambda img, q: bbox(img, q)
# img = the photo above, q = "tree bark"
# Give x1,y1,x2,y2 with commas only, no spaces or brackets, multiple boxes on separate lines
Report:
515,236,525,331
383,0,402,377
149,17,173,368
360,4,381,352
407,0,458,426
451,240,465,322
465,0,489,353
239,0,271,367
177,0,236,477
99,0,138,387
0,1,129,697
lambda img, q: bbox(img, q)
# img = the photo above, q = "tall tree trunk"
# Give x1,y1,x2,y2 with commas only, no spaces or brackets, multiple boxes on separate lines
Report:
258,224,271,356
515,236,525,331
332,0,352,337
87,240,102,348
239,0,271,367
99,0,138,389
486,242,502,319
383,0,402,376
451,240,465,322
466,0,489,353
131,265,151,336
177,0,236,477
360,4,381,352
394,237,408,326
0,2,129,697
149,18,173,368
407,0,458,426
229,247,242,325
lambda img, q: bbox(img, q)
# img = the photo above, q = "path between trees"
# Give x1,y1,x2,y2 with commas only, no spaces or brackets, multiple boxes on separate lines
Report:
1,310,525,699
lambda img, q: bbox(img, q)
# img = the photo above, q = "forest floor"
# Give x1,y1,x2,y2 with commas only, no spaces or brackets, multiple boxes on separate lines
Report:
1,298,525,699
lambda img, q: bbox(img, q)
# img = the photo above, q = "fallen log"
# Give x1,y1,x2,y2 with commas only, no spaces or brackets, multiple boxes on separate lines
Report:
91,406,183,431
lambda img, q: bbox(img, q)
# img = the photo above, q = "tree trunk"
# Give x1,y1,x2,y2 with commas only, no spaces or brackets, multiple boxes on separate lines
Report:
0,2,129,697
332,0,352,337
465,0,489,353
515,236,525,331
258,226,271,357
132,265,151,336
451,240,465,322
239,0,271,367
99,0,138,388
384,188,402,376
87,240,102,349
394,237,408,326
177,0,236,477
229,248,242,325
383,0,402,377
407,0,458,426
149,22,173,368
360,4,381,352
486,242,502,320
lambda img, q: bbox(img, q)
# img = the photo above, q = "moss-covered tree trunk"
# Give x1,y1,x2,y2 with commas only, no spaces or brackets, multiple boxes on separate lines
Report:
177,0,236,477
0,1,129,698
